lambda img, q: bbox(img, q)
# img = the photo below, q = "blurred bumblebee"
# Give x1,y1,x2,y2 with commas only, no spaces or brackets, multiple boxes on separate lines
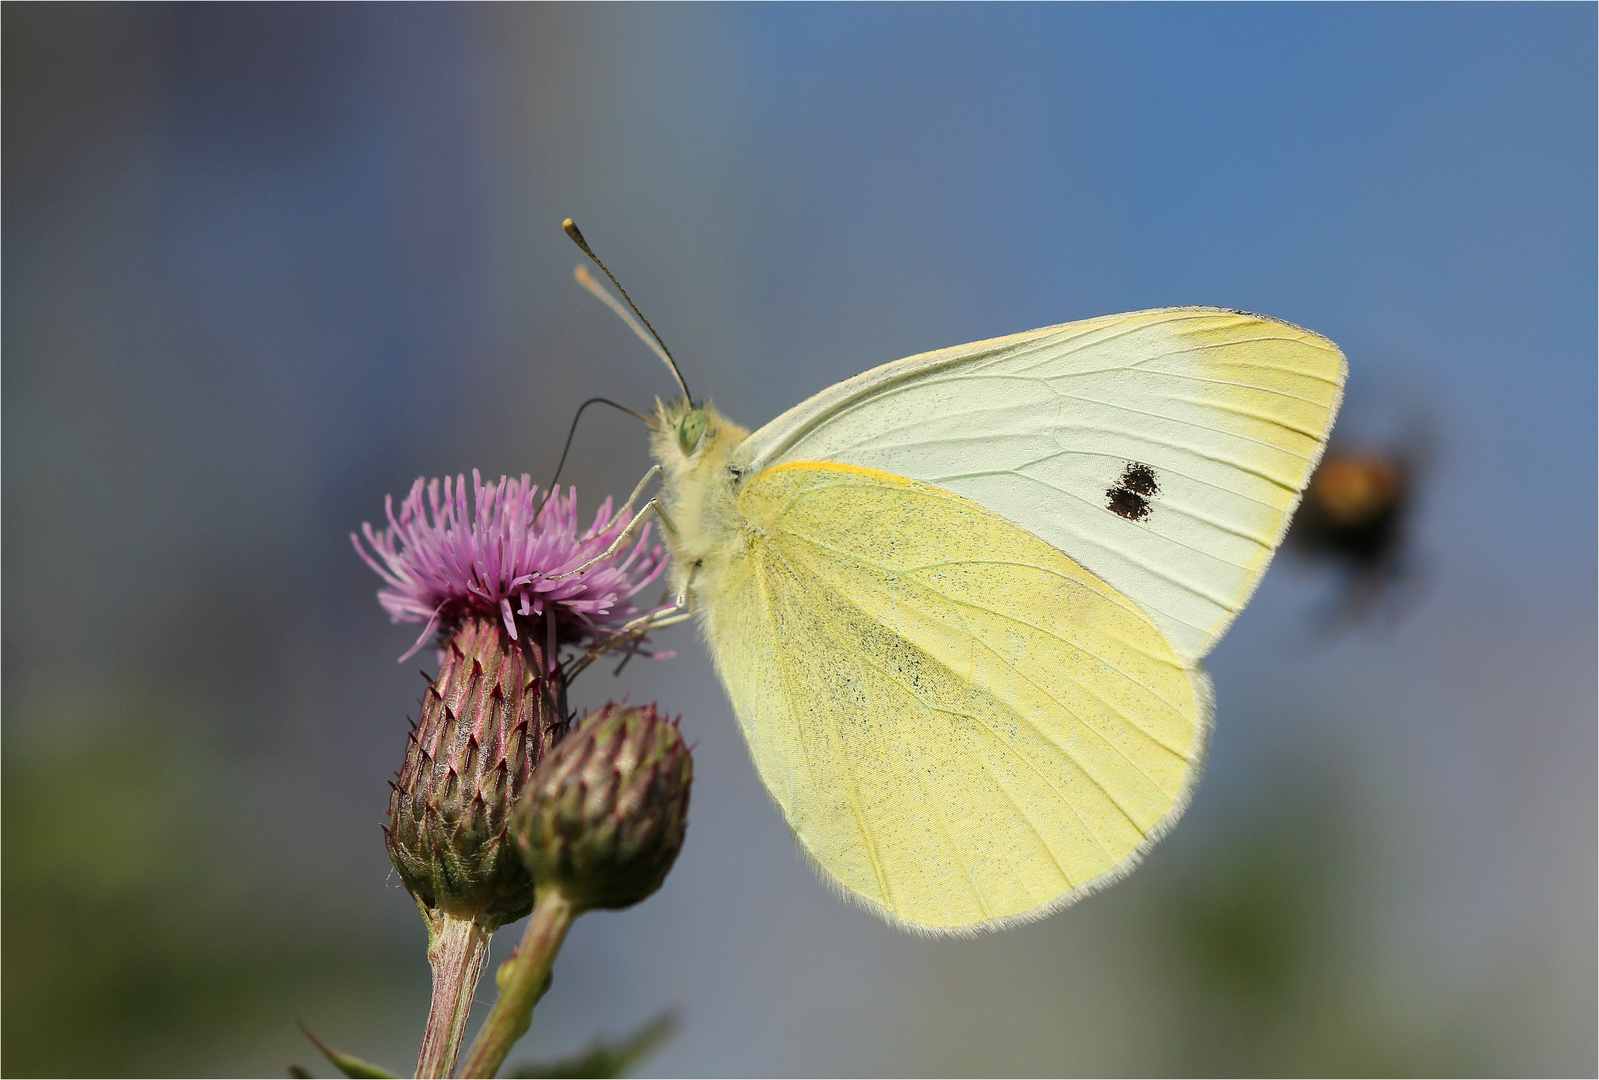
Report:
1288,444,1423,627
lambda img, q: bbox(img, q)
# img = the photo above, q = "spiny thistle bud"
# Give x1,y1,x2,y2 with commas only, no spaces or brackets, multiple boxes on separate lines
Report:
387,614,559,926
355,472,668,927
513,703,693,913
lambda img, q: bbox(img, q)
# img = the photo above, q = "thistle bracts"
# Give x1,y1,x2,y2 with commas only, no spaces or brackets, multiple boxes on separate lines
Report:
387,614,563,927
513,703,693,913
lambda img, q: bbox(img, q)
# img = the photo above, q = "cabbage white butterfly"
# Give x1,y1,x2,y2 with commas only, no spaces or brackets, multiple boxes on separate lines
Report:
561,222,1346,934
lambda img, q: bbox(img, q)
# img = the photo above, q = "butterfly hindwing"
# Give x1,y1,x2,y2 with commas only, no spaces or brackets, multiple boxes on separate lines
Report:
703,462,1210,932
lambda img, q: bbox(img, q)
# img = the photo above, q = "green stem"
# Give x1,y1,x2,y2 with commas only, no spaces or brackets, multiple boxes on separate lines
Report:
458,890,578,1079
415,913,495,1079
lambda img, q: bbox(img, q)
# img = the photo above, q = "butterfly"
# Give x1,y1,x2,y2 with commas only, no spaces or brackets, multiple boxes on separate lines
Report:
563,225,1346,934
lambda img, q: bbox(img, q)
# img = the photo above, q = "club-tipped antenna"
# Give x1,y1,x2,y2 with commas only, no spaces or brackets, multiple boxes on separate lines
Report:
563,218,692,402
539,396,651,514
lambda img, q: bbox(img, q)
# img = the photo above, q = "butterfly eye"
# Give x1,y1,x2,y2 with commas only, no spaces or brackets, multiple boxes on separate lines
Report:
676,410,707,456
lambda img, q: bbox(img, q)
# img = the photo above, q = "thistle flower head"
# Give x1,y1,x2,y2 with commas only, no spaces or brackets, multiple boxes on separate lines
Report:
357,472,671,926
353,471,668,662
514,702,693,913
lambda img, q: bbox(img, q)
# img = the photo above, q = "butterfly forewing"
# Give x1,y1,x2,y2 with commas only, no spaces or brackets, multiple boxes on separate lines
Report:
737,308,1346,661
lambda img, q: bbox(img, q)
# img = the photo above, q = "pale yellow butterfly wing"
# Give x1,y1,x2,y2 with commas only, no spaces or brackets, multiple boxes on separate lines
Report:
737,308,1347,661
704,461,1210,932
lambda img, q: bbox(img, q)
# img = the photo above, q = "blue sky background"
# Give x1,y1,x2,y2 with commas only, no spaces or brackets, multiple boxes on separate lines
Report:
5,4,1593,1076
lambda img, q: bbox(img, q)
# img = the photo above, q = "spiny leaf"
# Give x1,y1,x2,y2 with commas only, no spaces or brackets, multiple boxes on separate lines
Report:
296,1021,398,1079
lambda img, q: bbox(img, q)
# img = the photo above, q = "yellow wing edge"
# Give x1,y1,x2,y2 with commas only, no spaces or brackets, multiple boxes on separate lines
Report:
1189,320,1347,662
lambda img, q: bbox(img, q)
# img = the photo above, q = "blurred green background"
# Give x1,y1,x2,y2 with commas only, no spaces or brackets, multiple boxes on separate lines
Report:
4,4,1594,1076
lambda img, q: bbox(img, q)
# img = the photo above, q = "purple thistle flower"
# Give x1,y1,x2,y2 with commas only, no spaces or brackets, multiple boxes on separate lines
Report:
353,470,669,663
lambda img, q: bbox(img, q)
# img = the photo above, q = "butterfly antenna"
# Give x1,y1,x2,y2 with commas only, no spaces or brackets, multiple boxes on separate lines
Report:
563,218,693,403
539,396,651,514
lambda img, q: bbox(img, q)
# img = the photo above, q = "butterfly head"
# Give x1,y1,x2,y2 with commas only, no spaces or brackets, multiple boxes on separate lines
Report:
650,398,747,480
649,398,751,578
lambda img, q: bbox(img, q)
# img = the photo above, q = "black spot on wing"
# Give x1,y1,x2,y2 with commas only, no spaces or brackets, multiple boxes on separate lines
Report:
1106,487,1151,521
1106,462,1159,522
1119,462,1158,497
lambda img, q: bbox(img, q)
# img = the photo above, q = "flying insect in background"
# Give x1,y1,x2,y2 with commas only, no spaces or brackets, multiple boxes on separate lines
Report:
1286,387,1430,630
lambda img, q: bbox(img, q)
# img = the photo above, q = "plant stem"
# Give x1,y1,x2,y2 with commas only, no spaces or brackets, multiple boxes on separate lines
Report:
458,889,578,1079
415,913,495,1079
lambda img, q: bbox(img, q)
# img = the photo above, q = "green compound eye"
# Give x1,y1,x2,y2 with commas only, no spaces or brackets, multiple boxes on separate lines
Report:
676,410,707,456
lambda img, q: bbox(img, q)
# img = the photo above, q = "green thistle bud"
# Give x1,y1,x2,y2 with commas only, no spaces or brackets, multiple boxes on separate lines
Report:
386,614,565,928
513,703,693,913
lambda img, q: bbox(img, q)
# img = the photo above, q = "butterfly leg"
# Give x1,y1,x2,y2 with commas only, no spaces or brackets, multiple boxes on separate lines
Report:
549,481,679,583
596,465,663,534
603,573,696,646
565,567,698,680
